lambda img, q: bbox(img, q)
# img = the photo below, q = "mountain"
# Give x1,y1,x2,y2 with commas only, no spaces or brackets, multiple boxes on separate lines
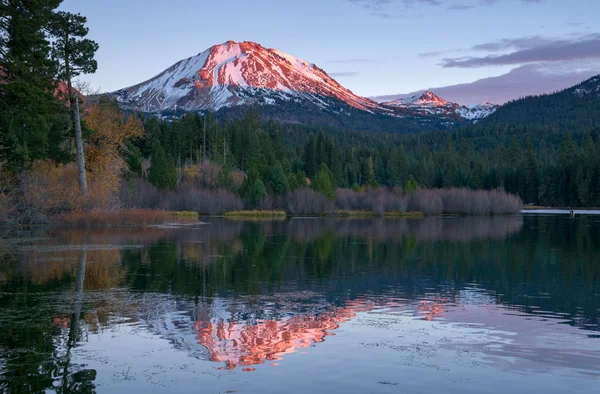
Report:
111,41,497,132
382,91,498,122
113,40,381,114
370,65,600,106
482,74,600,129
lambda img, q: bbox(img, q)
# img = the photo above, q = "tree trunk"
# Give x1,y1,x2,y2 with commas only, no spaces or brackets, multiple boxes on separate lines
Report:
73,95,88,194
64,24,87,195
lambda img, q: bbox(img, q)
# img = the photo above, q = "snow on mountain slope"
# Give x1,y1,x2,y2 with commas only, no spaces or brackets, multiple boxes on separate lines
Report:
112,40,498,125
458,103,499,121
572,75,600,97
113,40,382,113
383,91,498,121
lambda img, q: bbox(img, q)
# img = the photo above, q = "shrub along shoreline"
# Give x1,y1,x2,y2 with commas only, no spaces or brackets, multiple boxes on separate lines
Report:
46,185,520,227
120,178,522,217
1,168,523,227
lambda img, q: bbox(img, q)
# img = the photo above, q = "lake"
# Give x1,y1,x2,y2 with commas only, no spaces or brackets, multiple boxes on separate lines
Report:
1,215,599,393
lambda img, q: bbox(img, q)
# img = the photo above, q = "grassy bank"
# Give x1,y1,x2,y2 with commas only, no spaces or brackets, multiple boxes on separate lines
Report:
58,209,173,228
222,210,287,218
218,210,426,219
384,211,425,218
333,210,423,218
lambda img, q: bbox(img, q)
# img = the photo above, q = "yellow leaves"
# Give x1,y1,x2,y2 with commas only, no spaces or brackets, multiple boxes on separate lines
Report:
85,104,143,151
21,161,86,214
83,103,144,207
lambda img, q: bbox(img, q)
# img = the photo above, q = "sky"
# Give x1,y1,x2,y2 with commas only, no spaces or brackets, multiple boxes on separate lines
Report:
61,0,600,104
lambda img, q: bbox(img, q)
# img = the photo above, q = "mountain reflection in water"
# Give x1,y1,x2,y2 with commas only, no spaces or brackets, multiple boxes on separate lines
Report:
1,215,600,393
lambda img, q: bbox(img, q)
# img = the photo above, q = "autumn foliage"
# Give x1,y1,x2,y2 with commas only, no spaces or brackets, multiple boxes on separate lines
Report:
84,101,144,206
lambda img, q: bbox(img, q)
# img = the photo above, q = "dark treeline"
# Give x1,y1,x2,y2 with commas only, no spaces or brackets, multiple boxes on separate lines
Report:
138,109,600,207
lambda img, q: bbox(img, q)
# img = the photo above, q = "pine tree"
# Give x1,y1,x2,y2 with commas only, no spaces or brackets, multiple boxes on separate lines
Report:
216,164,235,191
524,135,539,204
249,179,267,206
125,142,143,177
269,161,289,195
0,0,66,170
312,163,335,200
49,11,99,194
148,140,177,190
404,175,418,193
389,146,409,186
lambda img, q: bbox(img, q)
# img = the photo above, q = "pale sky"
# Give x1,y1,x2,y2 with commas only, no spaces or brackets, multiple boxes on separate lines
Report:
62,0,600,103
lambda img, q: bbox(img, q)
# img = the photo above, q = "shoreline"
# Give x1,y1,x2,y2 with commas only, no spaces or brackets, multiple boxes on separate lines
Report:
521,208,600,215
13,208,595,229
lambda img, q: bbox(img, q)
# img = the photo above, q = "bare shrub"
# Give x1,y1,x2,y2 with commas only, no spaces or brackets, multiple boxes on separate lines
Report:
119,177,243,214
488,188,523,215
408,190,444,215
257,195,274,210
182,162,223,188
335,188,362,210
195,189,244,214
19,161,86,223
335,188,408,214
285,188,335,215
436,188,522,215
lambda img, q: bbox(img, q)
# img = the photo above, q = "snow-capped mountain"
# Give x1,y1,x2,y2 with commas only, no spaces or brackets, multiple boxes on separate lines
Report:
111,40,499,130
113,40,381,114
382,91,498,121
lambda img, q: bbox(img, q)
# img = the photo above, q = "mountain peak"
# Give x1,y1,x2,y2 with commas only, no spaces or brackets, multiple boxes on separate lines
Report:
111,41,498,125
382,91,497,121
416,91,447,105
114,40,379,113
385,90,449,107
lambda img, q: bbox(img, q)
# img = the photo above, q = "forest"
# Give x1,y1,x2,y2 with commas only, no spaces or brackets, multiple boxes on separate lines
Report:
136,110,600,209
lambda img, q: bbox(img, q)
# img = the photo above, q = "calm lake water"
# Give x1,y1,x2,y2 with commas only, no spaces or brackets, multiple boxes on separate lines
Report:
1,215,599,393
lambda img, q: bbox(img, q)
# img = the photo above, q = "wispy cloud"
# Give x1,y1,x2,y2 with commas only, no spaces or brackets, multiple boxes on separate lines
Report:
328,58,378,64
329,72,360,78
348,0,394,10
370,62,598,105
470,35,557,51
441,34,600,68
349,0,542,12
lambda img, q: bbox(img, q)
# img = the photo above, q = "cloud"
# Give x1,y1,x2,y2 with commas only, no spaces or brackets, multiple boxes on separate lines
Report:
329,72,360,78
349,0,542,12
328,58,377,64
442,34,600,68
370,63,599,105
370,12,397,18
347,0,393,10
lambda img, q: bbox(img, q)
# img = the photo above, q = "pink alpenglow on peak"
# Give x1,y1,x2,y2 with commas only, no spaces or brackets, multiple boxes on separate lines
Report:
114,40,381,113
383,90,498,121
112,40,498,123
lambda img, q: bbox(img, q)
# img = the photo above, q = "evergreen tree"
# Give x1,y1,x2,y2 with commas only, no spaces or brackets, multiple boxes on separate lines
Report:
249,179,267,206
269,161,289,195
49,10,99,194
216,164,235,191
389,146,410,186
523,135,539,204
124,142,143,177
148,140,177,190
404,175,418,193
0,0,66,170
291,171,308,190
361,156,375,187
312,163,335,200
